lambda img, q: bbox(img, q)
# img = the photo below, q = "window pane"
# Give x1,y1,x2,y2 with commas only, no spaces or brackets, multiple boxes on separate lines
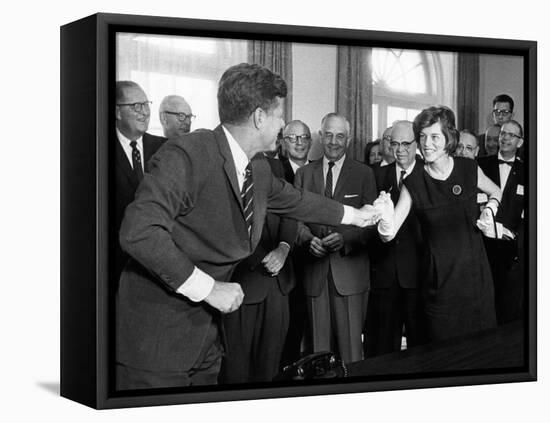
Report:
372,103,379,140
387,106,407,127
372,48,427,94
117,33,248,136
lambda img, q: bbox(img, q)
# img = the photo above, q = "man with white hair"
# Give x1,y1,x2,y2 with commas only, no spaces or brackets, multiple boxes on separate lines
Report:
294,113,377,363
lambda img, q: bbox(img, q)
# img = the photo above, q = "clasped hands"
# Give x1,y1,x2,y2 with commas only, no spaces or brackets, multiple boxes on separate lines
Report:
350,192,395,229
309,232,345,257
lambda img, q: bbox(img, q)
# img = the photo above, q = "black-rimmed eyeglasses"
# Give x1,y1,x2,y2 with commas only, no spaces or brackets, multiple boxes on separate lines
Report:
499,131,522,140
284,134,311,144
117,101,152,113
389,140,416,150
164,111,196,122
492,109,512,117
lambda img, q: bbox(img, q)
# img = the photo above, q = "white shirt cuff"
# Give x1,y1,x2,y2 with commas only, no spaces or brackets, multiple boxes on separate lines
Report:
176,267,215,302
341,205,354,225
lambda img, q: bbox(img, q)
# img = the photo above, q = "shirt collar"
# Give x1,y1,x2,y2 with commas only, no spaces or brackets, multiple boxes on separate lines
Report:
222,125,249,177
497,152,515,163
323,154,346,170
397,161,415,176
116,127,143,149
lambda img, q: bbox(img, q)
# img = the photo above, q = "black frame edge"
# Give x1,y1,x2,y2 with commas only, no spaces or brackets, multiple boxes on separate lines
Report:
60,13,99,409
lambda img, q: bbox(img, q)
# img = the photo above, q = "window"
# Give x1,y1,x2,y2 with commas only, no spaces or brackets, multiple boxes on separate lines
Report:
371,48,456,139
116,33,248,136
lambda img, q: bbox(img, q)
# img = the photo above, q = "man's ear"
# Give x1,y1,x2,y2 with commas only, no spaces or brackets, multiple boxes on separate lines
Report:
115,105,121,121
159,112,166,125
253,107,264,129
517,137,524,150
474,146,480,157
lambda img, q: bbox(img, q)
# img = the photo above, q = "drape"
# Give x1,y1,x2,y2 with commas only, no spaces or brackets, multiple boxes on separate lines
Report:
248,40,293,123
336,46,373,162
456,53,480,133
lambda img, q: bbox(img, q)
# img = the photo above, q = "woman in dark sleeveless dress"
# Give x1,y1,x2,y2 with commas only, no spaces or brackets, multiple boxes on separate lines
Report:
375,106,502,342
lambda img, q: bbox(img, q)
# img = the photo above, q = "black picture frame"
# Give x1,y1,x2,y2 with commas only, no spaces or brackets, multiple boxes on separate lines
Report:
60,12,537,409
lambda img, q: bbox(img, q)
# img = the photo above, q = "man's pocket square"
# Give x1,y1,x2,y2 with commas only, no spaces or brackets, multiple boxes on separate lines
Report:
344,194,359,198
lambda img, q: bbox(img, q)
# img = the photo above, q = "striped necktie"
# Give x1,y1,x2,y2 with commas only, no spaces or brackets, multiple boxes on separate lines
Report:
241,163,254,237
325,161,335,198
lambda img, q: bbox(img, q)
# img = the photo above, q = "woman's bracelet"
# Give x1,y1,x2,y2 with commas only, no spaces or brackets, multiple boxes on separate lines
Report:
488,197,501,208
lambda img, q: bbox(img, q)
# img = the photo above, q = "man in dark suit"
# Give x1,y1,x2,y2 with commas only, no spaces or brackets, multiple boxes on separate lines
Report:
116,64,377,389
278,120,312,366
477,120,525,324
365,120,427,357
220,157,298,384
295,113,377,364
113,80,165,279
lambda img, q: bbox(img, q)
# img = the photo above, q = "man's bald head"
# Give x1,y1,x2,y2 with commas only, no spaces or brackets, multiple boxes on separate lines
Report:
159,95,194,138
282,120,312,165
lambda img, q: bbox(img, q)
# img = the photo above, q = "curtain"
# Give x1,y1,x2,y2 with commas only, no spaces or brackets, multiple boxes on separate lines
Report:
248,40,293,123
456,53,480,133
336,46,373,162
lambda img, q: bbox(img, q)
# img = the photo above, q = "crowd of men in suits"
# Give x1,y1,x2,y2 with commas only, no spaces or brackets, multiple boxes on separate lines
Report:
113,68,525,389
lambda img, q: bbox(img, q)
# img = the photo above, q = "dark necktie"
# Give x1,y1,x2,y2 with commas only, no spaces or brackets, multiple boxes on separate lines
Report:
241,163,254,238
498,159,513,167
398,169,406,190
130,140,144,182
325,161,335,198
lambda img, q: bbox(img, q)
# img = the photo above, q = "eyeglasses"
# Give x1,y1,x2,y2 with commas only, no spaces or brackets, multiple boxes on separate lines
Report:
284,134,311,144
164,111,196,122
499,130,522,140
117,101,152,113
492,109,512,117
389,139,416,150
322,132,347,142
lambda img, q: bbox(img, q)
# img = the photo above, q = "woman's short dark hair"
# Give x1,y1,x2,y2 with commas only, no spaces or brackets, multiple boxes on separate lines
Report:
413,106,459,155
217,63,287,125
364,139,381,165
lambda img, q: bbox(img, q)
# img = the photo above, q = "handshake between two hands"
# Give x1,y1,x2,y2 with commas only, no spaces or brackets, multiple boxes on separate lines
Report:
352,191,395,228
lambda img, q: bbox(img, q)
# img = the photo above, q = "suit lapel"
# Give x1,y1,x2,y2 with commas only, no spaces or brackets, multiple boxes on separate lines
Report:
115,134,138,189
488,156,501,187
313,160,325,196
333,156,351,201
502,158,521,197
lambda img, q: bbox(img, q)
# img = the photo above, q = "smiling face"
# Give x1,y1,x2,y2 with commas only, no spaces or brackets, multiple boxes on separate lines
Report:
320,115,349,162
456,132,479,159
116,84,150,140
282,120,311,163
419,121,448,164
390,121,417,169
160,96,193,138
499,121,523,158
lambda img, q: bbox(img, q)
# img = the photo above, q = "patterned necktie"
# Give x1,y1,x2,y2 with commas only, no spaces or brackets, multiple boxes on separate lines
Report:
498,159,513,167
130,140,144,182
398,169,406,190
241,163,254,237
325,161,335,198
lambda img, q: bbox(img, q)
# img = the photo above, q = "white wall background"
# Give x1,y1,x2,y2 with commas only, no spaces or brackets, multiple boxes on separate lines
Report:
479,54,524,130
1,0,547,422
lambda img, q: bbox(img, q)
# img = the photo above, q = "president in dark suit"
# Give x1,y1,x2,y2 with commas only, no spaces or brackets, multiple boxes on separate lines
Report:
295,113,377,364
113,81,166,280
116,64,377,389
365,121,427,357
477,120,525,324
220,157,298,384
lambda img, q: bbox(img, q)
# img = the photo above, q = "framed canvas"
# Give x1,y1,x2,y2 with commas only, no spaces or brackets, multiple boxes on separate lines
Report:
60,12,537,409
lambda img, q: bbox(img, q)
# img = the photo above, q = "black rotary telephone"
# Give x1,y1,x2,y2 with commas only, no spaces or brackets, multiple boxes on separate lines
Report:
274,352,348,381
